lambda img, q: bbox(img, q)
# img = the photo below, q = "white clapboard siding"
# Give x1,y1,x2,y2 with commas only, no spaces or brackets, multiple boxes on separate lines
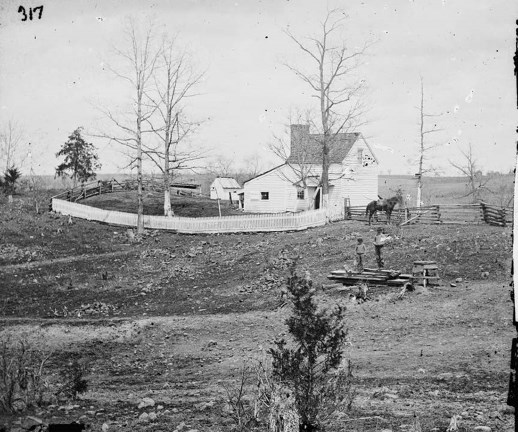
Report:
52,199,326,233
244,165,294,213
340,136,379,206
245,164,350,214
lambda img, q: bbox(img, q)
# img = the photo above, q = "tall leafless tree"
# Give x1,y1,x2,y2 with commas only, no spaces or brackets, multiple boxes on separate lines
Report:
97,18,161,234
240,153,264,181
269,111,315,183
450,143,490,203
285,9,369,209
268,114,320,210
415,77,442,207
207,155,235,178
144,37,205,216
0,119,26,172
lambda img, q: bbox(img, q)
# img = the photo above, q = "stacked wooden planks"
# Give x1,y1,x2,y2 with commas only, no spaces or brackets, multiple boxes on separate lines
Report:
328,268,413,287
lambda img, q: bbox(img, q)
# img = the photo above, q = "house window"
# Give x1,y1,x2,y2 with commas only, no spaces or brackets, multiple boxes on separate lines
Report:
261,192,269,200
297,188,305,200
357,148,363,163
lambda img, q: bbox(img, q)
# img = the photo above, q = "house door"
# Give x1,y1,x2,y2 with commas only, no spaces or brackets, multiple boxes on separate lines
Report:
314,188,321,210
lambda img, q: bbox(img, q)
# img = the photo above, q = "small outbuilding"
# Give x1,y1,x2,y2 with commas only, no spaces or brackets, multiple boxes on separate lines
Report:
210,177,242,202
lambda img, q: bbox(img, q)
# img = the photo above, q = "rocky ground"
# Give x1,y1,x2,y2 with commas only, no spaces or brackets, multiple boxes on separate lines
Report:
0,195,515,431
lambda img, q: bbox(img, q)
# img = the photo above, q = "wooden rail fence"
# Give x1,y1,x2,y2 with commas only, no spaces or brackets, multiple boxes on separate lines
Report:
49,178,204,209
345,203,512,227
51,199,327,234
480,202,509,227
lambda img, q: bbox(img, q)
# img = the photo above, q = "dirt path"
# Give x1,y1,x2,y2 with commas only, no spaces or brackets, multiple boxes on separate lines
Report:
0,249,136,272
0,281,514,431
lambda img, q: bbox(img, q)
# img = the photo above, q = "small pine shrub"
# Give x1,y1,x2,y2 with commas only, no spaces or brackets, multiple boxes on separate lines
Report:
57,358,88,400
269,262,353,431
2,166,22,194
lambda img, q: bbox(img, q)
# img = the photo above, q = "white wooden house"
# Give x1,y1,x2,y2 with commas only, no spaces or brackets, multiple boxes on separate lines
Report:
243,124,379,215
210,177,242,202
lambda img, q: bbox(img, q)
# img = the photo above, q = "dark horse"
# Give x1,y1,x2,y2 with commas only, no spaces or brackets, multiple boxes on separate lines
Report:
365,195,403,225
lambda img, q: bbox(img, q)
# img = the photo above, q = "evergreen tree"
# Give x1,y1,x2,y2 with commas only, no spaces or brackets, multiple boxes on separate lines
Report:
269,263,350,430
2,166,21,194
55,127,101,187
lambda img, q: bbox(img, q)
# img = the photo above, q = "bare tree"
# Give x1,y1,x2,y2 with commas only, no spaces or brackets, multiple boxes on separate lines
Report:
285,9,369,209
415,77,442,207
97,18,161,234
239,153,264,181
269,111,315,181
268,118,320,210
484,171,514,207
144,37,205,216
450,143,490,203
0,119,26,171
207,155,235,178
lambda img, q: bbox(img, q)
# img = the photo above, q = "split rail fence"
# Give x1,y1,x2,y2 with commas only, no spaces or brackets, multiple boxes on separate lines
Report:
345,203,512,227
50,178,203,205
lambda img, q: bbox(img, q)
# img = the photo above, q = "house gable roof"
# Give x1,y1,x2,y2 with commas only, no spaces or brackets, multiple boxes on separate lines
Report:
287,126,361,164
243,164,285,185
243,129,379,187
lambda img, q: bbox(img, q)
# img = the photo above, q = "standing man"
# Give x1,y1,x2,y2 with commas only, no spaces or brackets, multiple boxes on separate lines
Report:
355,238,366,272
374,227,386,269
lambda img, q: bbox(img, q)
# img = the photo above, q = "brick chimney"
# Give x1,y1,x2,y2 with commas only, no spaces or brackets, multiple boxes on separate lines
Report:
290,124,310,159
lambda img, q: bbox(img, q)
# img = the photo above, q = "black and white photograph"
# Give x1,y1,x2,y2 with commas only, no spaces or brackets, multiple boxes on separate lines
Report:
0,0,516,431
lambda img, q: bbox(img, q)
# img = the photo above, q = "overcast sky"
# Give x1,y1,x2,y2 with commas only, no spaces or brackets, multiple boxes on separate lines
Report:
0,0,516,176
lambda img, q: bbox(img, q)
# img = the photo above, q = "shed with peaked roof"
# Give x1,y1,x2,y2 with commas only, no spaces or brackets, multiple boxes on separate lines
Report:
243,124,379,215
210,177,242,202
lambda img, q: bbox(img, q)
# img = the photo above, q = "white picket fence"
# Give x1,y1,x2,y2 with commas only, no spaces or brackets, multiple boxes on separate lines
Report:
51,199,328,234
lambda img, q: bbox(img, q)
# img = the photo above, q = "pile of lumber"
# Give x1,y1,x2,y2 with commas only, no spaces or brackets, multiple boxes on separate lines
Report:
327,267,413,287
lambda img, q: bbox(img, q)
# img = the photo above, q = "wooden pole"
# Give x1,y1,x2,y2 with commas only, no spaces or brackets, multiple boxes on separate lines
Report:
400,210,429,226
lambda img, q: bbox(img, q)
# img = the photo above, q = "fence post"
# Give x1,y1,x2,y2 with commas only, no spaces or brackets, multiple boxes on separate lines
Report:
344,198,351,220
480,203,487,224
501,208,507,227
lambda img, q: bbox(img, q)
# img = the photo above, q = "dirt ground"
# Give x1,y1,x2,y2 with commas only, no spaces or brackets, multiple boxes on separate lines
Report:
0,196,515,431
85,191,246,217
